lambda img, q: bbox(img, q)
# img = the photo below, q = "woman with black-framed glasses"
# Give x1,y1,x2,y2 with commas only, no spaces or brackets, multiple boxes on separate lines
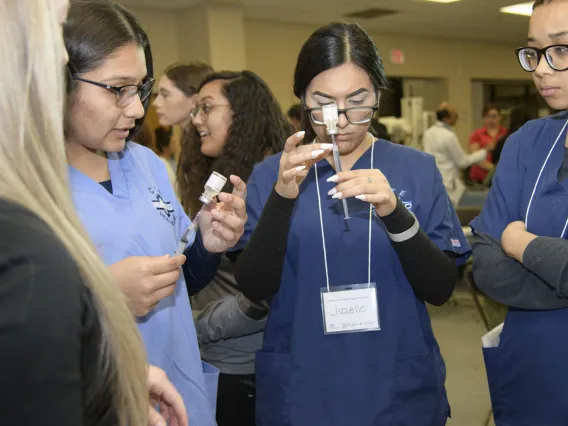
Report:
232,22,469,426
63,1,249,425
471,0,568,424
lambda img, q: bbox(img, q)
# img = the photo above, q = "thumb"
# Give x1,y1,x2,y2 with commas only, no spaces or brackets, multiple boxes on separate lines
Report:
149,405,166,426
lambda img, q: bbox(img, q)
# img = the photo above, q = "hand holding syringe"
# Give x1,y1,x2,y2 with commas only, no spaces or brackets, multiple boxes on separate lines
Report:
174,172,227,256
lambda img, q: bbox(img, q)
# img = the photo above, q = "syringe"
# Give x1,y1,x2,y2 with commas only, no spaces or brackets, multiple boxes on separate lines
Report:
174,210,202,256
173,172,227,256
322,104,350,220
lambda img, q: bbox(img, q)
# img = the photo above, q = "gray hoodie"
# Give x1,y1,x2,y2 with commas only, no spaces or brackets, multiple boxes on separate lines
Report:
192,255,268,375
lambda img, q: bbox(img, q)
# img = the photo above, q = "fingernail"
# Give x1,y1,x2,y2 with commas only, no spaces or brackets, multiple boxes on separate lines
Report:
296,131,306,139
296,165,306,172
356,195,366,201
328,188,337,196
155,421,166,426
332,192,343,199
311,149,325,158
320,143,333,150
327,174,338,183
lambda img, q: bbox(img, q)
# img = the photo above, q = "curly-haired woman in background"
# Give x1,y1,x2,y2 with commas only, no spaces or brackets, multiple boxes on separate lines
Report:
178,70,292,426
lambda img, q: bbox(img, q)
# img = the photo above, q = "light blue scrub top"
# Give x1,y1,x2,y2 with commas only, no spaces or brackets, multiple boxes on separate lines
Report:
69,142,219,426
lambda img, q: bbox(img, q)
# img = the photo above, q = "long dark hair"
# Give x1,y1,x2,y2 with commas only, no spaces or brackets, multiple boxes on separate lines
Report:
64,0,154,141
293,22,388,143
177,71,292,217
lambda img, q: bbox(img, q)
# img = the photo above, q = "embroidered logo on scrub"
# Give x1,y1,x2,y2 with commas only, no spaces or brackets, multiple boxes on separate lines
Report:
148,186,177,227
372,188,413,218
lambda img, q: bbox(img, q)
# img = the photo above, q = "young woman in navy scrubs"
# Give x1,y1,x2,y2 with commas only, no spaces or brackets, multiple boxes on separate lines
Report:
234,23,470,426
471,1,568,424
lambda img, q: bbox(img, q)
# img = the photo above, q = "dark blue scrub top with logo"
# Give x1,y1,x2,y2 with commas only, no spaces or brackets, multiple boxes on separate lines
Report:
471,112,568,425
236,140,470,426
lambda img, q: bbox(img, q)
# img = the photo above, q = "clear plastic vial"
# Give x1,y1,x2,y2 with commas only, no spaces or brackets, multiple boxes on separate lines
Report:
199,171,227,204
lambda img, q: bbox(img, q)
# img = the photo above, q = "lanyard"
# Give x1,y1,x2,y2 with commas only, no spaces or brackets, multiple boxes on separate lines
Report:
525,118,568,238
314,136,375,292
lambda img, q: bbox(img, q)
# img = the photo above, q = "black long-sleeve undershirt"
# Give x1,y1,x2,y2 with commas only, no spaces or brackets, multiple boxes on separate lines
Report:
235,188,458,306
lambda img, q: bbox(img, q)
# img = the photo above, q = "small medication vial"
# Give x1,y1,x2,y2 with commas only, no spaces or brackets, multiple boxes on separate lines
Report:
199,172,227,204
322,104,339,135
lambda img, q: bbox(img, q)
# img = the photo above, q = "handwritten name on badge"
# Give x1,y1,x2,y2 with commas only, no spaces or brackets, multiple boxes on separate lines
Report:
330,303,367,316
322,288,380,334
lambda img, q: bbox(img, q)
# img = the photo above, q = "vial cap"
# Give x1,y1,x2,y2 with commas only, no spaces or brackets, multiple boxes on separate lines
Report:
322,104,339,123
205,172,227,193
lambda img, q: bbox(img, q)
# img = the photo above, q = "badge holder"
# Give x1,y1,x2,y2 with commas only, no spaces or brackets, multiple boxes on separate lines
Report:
314,134,381,335
321,283,380,335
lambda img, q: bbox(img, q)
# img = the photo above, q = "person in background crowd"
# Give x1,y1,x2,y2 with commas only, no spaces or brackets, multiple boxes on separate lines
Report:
154,124,173,159
492,105,537,165
287,103,302,132
178,70,291,426
469,103,507,184
153,62,214,175
370,116,391,141
154,63,213,132
423,102,492,206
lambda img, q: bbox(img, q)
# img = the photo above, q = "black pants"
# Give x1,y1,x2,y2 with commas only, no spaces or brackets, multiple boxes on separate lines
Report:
216,373,256,426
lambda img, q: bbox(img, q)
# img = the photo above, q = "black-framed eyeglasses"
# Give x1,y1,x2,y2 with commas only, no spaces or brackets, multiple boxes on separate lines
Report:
515,45,568,72
305,105,378,125
190,103,230,119
72,76,156,107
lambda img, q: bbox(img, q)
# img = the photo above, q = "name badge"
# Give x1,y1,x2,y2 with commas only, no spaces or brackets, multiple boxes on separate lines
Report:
320,283,380,335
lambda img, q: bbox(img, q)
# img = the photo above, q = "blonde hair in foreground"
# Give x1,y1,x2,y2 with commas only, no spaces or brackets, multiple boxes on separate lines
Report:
0,1,149,424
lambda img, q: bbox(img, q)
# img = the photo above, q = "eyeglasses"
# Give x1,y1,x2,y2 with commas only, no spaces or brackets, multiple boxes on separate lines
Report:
190,104,230,119
515,45,568,72
72,76,155,107
305,105,378,125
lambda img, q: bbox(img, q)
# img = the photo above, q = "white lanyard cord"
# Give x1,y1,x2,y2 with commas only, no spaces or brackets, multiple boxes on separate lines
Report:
314,135,375,291
525,118,568,238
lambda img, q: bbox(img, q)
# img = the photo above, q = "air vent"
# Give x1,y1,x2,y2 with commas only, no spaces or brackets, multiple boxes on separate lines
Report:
343,7,398,19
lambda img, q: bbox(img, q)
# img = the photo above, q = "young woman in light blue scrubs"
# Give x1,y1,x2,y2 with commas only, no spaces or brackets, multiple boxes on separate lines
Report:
234,23,470,426
63,1,247,425
471,1,568,424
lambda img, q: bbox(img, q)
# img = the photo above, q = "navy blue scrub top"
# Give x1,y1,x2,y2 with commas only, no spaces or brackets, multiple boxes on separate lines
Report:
471,112,568,425
236,139,470,426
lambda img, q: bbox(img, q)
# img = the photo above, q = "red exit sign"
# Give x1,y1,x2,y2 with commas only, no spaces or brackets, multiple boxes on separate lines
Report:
390,49,405,65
